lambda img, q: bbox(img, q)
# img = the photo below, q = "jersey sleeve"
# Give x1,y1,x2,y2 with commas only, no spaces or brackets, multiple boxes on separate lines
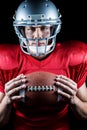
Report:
0,44,20,93
68,41,87,88
0,70,5,93
0,69,18,93
69,60,87,88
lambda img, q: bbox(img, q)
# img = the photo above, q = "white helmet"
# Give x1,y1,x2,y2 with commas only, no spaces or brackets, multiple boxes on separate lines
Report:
13,0,62,56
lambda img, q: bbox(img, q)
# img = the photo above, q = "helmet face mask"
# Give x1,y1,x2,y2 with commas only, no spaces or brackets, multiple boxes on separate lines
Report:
13,0,62,56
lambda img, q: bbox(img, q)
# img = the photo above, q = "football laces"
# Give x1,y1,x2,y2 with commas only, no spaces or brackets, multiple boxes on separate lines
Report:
27,86,55,92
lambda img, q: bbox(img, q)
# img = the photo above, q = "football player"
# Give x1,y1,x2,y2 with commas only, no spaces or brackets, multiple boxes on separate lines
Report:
0,0,87,130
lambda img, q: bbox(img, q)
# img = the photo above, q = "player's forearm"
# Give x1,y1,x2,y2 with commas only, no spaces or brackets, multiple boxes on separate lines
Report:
70,96,87,119
0,96,12,127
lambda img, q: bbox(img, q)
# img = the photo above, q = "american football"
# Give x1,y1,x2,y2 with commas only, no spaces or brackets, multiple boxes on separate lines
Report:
20,71,62,106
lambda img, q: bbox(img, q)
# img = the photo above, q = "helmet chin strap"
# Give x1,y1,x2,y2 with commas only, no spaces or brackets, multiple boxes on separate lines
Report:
29,44,52,56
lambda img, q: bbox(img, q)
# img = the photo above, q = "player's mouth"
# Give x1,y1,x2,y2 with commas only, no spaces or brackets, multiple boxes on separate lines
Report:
31,42,45,46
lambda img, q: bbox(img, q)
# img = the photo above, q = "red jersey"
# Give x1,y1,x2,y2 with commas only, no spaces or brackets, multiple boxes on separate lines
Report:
0,40,87,130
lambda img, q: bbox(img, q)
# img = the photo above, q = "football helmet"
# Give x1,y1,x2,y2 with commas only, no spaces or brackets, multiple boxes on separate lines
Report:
13,0,62,56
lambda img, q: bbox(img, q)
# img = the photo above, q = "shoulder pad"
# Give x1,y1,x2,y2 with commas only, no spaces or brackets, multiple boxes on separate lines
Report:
61,40,87,65
0,44,20,69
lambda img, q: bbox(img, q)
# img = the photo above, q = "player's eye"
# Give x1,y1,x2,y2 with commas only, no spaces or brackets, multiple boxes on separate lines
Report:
41,26,49,31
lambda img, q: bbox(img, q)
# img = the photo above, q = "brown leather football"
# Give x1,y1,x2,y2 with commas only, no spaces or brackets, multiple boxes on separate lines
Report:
20,71,62,106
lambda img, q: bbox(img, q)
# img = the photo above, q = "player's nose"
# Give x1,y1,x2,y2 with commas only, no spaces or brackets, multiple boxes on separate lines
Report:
33,28,42,38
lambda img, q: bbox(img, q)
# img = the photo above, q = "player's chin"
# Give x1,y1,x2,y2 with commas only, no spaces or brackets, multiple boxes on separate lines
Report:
34,54,47,60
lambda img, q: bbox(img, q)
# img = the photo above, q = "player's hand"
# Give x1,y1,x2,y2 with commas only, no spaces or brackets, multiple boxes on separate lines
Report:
4,74,27,104
55,75,77,103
